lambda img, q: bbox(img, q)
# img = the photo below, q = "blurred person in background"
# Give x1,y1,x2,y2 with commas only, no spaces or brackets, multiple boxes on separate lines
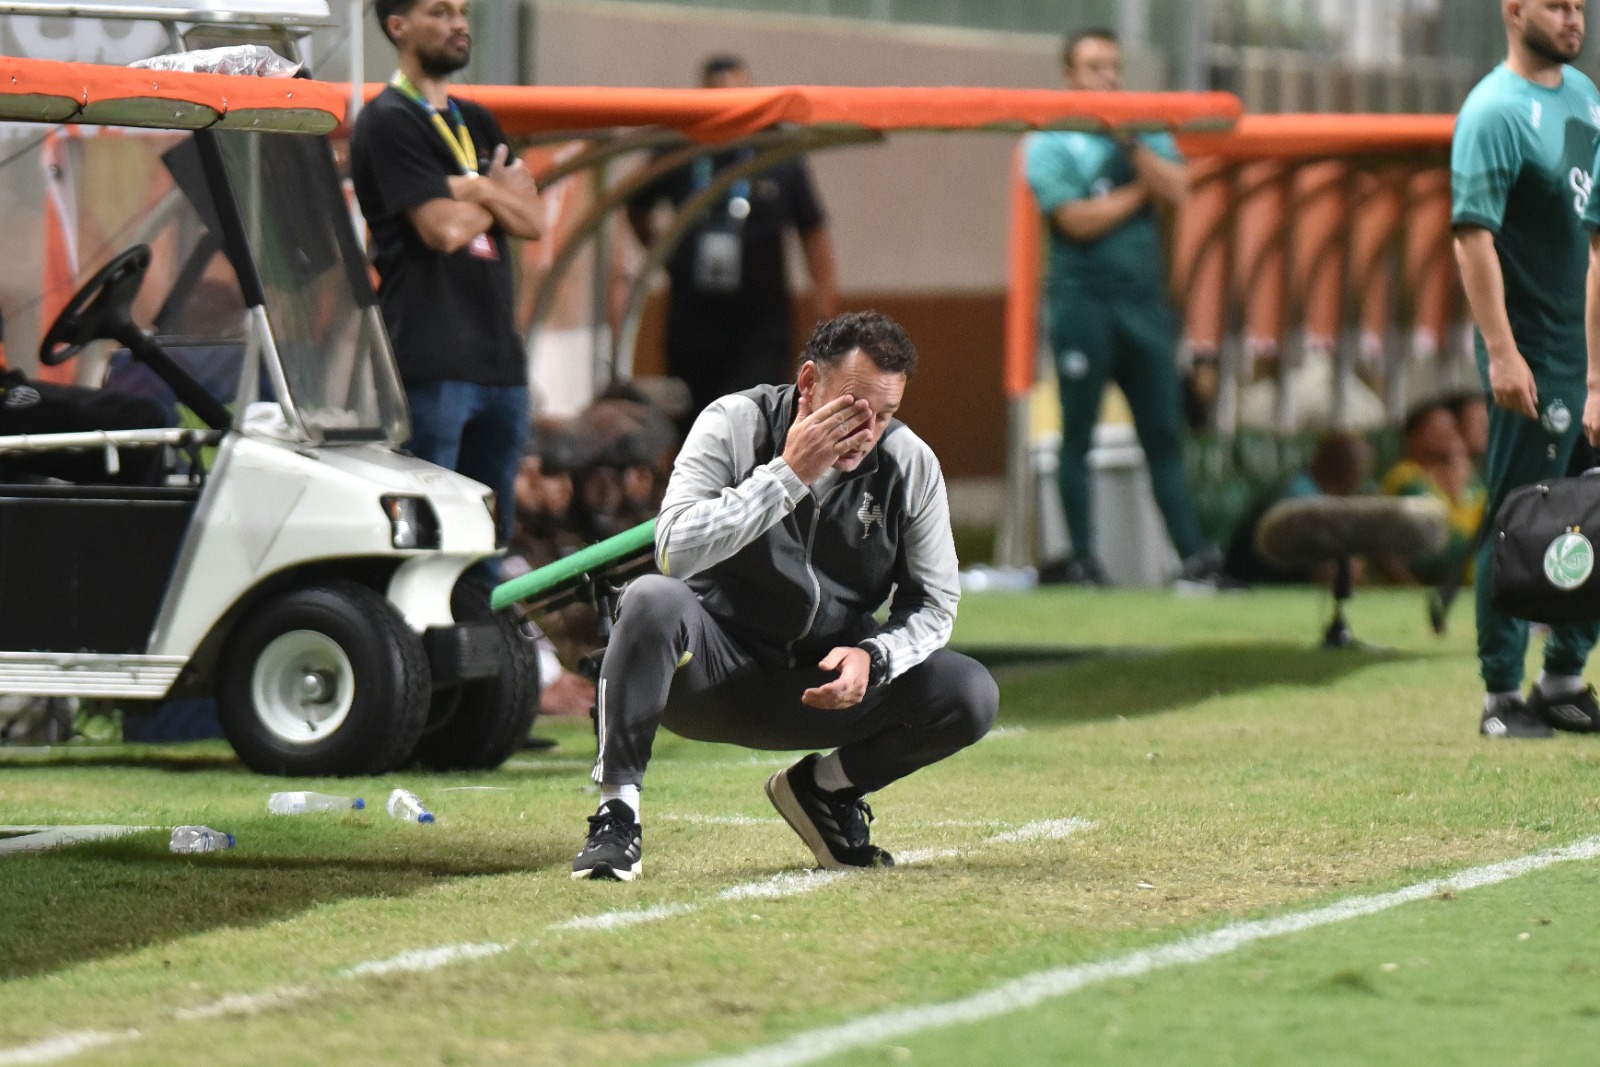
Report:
1221,431,1374,587
627,54,840,441
1454,0,1600,738
1377,402,1486,587
1025,28,1225,590
351,0,544,560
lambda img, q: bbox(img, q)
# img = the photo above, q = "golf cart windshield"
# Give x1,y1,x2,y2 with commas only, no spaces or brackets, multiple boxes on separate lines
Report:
210,130,407,444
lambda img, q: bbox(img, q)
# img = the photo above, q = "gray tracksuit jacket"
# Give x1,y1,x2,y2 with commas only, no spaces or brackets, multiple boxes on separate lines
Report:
655,383,960,682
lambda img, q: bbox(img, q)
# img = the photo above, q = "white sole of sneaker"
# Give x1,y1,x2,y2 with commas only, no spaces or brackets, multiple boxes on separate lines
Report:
764,766,851,872
570,861,640,881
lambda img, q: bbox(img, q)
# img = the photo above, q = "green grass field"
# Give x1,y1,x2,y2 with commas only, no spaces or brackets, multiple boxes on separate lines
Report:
6,585,1600,1066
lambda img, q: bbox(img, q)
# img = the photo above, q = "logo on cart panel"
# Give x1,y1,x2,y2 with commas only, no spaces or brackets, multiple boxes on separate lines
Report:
1545,530,1595,591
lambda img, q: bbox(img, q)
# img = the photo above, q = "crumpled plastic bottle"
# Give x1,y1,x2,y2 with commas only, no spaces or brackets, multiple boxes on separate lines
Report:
386,788,435,824
130,44,301,78
170,825,235,853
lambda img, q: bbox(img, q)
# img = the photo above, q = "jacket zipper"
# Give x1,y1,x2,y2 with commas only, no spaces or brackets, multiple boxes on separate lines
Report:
785,481,847,667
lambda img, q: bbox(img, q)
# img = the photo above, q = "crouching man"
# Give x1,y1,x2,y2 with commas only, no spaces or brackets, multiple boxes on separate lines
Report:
573,310,998,880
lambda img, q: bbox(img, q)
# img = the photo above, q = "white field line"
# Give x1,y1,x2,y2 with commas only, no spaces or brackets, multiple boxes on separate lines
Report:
0,1031,137,1066
502,758,594,770
0,826,153,856
664,814,782,826
0,818,1089,1064
343,942,512,977
558,819,1093,931
687,835,1600,1067
552,904,697,932
172,988,313,1022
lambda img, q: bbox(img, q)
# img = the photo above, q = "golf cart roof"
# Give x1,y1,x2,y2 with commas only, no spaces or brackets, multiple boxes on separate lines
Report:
0,53,344,132
388,83,1244,142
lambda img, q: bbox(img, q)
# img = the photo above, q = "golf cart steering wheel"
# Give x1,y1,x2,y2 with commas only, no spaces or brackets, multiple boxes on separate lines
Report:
39,244,152,366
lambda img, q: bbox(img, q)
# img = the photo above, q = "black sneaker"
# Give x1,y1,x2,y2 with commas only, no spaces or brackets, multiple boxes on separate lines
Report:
1479,697,1555,739
1174,545,1246,592
765,754,894,870
1527,683,1600,733
571,799,642,881
1037,557,1112,587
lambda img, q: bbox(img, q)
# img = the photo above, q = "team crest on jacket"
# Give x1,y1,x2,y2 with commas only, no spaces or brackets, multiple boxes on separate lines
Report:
857,494,884,538
1544,398,1572,435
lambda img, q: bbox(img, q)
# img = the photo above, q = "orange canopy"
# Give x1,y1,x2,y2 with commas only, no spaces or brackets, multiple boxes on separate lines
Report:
1177,113,1454,162
0,55,346,134
373,83,1244,142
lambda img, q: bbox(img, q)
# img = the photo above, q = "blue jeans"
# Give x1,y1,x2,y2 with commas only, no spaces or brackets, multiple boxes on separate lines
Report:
405,381,529,546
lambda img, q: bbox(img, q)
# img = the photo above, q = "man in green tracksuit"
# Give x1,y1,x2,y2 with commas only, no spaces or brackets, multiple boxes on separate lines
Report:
1024,27,1220,588
1454,0,1600,738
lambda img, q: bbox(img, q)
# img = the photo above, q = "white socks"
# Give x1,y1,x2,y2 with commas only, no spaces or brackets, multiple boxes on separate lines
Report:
1536,672,1584,697
600,784,640,823
813,751,854,794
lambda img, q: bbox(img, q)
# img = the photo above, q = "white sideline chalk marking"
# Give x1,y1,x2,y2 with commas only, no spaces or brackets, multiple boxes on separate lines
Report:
172,988,312,1022
664,815,782,827
0,1031,136,1066
720,870,848,902
687,836,1600,1067
983,726,1028,739
0,826,152,856
986,818,1093,845
504,758,593,771
552,904,696,931
558,820,1093,931
0,820,1090,1064
344,942,512,978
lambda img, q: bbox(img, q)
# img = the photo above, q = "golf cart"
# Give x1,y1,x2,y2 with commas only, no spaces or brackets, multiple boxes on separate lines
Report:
0,60,537,776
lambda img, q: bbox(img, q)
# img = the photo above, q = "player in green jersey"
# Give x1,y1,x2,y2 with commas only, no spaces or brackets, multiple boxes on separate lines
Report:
1455,0,1600,738
1024,27,1222,590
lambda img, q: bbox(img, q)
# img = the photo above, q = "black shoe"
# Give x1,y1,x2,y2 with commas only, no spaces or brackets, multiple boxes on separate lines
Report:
1174,545,1245,592
571,799,642,881
765,754,894,870
1037,557,1112,587
1527,683,1600,733
1479,697,1555,739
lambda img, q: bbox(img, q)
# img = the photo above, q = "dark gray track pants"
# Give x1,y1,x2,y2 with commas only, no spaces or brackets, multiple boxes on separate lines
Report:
592,574,998,791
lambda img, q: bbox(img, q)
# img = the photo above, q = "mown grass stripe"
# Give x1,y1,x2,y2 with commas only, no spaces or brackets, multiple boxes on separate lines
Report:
688,835,1600,1067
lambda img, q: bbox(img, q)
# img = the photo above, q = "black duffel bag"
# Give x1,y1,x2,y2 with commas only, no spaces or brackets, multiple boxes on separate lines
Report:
1491,474,1600,623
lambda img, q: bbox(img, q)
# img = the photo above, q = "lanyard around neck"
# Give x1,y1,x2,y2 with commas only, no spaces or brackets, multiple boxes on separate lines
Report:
391,72,478,176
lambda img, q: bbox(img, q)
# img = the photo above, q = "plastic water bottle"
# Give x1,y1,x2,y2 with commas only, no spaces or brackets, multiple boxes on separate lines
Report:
169,826,235,853
267,791,365,815
386,788,434,824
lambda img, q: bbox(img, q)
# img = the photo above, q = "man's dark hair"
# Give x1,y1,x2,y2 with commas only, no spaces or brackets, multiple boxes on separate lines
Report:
1062,27,1118,68
375,0,420,45
802,311,918,378
700,53,747,85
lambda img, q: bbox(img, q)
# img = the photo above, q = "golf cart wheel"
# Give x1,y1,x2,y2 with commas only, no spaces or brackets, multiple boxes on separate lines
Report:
217,581,429,777
411,577,540,771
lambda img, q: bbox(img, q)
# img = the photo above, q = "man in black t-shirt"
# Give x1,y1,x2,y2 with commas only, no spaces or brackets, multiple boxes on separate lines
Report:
350,0,543,548
627,55,840,440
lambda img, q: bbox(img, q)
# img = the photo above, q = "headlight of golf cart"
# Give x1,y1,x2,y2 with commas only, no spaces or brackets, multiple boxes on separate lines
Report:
380,495,440,549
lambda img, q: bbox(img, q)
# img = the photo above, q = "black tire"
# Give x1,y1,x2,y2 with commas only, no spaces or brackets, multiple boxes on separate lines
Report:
412,577,541,771
216,581,430,777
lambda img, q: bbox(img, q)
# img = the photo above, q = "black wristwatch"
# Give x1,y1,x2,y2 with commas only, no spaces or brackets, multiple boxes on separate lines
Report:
858,641,890,689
